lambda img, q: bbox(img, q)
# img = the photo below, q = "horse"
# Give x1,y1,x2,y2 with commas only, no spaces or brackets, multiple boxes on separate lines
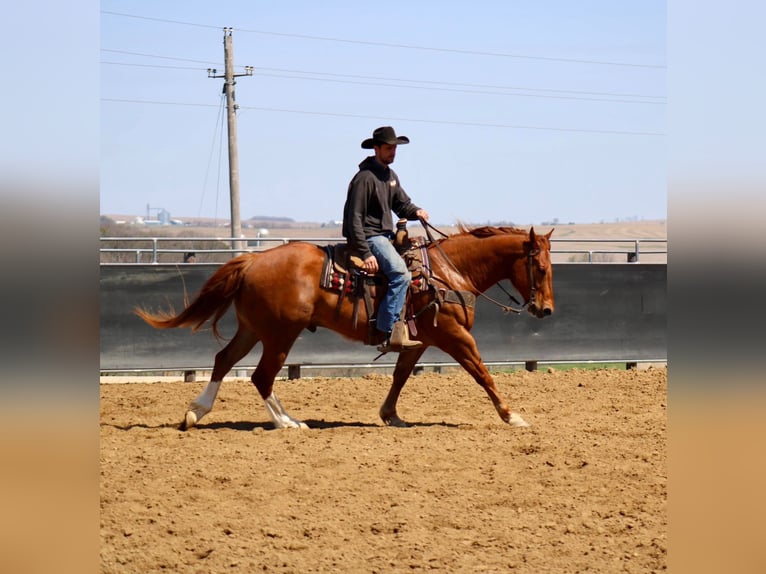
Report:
135,224,554,430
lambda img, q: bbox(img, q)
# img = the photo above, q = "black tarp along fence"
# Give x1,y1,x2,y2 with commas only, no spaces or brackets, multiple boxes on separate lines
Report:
100,263,666,374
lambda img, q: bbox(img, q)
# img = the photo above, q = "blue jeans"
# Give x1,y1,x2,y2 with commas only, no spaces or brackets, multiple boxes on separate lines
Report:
367,234,411,334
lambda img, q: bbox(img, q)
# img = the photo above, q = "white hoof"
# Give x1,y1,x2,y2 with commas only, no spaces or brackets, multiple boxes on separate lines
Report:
264,393,308,429
184,410,198,429
271,414,309,430
508,412,530,427
183,381,221,429
184,401,211,429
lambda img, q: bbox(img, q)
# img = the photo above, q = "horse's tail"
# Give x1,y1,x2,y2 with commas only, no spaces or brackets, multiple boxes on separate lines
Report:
134,254,256,340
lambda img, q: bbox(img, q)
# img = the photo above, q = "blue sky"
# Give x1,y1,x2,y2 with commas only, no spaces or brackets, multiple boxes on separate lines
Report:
100,1,666,226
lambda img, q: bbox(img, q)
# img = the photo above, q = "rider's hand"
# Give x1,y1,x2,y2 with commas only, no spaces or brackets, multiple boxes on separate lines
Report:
364,255,379,273
416,209,429,221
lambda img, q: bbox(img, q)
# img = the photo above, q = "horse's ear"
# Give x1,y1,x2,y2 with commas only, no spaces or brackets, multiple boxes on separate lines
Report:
545,228,554,239
526,227,540,256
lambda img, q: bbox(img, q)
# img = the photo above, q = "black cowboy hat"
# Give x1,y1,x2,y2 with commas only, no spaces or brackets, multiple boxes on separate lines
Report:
361,126,410,149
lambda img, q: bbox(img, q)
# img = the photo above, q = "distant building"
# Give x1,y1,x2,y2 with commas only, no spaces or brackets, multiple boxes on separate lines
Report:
132,208,181,226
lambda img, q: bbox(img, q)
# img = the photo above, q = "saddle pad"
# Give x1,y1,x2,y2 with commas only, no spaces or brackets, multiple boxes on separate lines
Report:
321,242,431,295
321,246,356,295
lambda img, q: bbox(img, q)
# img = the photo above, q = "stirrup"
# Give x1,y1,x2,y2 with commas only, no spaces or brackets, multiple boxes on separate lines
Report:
376,338,423,353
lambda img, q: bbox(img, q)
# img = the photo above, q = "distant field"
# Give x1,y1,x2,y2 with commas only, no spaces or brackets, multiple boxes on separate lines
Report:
104,215,666,237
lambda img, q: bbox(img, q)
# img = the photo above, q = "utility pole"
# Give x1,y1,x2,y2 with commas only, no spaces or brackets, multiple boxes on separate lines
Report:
208,27,253,254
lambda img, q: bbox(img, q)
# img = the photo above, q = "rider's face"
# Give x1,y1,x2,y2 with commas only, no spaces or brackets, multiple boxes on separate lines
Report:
374,143,397,165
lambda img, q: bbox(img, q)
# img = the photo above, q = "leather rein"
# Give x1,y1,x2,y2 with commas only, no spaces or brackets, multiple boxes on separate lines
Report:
419,218,536,315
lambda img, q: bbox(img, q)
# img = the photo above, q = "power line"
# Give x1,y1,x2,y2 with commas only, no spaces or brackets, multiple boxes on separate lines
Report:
252,71,664,105
100,98,664,136
235,30,665,70
238,105,665,136
254,66,666,101
101,10,220,30
101,48,218,66
102,61,207,71
198,94,227,219
101,62,663,105
100,52,665,102
100,10,665,69
102,97,217,108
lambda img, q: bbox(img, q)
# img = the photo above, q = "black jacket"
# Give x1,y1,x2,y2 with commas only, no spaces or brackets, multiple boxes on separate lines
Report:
342,156,421,260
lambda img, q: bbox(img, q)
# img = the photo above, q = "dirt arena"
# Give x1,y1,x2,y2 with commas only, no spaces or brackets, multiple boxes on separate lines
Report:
100,367,666,573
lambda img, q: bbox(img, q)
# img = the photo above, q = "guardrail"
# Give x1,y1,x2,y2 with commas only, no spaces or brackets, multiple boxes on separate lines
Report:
99,236,667,264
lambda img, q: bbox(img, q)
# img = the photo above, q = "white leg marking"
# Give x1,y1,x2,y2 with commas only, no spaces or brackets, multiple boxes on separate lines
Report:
185,380,222,428
508,412,530,427
263,393,308,429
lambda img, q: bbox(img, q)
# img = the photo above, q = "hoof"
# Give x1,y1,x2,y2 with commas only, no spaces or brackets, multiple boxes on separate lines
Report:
382,415,410,428
507,412,530,427
273,418,309,430
183,410,198,430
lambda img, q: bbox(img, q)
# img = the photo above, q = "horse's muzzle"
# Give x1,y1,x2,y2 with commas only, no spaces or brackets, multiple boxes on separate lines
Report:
529,304,553,319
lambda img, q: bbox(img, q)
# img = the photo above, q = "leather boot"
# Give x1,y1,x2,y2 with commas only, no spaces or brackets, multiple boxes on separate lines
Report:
376,320,422,353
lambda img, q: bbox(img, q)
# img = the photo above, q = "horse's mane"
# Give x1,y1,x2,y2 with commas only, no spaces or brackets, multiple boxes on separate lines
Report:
454,222,528,238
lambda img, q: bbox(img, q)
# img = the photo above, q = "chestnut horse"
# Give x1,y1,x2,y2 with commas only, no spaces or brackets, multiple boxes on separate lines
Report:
135,225,554,430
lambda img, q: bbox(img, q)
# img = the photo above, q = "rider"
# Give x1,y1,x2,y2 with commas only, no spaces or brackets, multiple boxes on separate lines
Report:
342,126,429,353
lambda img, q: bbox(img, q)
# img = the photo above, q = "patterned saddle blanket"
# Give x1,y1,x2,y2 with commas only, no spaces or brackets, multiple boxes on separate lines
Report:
320,237,431,296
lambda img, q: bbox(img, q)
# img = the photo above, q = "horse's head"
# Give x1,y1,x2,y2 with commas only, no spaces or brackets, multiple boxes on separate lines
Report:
522,227,555,318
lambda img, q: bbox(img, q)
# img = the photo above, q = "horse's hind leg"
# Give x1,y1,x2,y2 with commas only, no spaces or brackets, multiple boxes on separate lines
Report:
380,347,426,427
252,332,307,429
182,329,258,430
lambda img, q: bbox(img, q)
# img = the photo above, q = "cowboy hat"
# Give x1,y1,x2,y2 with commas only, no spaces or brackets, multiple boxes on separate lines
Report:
361,126,410,149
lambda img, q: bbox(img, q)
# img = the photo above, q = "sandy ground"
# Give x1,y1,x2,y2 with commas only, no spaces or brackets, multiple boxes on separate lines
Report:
100,367,666,573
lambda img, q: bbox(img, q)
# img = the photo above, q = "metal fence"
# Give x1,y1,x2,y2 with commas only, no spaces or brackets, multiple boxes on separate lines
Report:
99,235,668,265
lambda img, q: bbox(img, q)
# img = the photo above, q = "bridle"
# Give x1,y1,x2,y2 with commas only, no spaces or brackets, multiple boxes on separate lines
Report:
419,219,538,315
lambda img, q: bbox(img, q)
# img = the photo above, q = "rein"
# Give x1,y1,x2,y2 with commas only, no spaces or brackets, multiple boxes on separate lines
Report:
419,218,534,315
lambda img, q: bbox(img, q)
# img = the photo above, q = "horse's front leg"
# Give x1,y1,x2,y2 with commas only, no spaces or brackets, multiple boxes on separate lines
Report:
380,347,426,427
446,332,529,427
